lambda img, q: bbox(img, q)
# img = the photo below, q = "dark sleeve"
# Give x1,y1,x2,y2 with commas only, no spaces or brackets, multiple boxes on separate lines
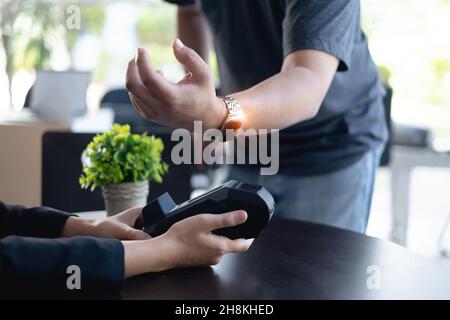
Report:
0,201,75,238
282,0,359,71
0,235,124,293
164,0,195,6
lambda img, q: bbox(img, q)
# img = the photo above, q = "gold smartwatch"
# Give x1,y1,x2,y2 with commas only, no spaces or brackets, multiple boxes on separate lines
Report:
220,96,243,139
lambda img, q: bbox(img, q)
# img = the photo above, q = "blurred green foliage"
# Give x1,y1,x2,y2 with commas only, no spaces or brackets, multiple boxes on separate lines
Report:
8,2,106,71
135,5,175,69
377,65,392,86
134,4,220,82
16,3,60,70
430,59,450,105
2,0,449,109
65,5,106,53
362,0,450,107
136,5,176,45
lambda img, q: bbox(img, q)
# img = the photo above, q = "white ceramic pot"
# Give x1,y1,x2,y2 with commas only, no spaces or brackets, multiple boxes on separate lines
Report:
102,181,149,216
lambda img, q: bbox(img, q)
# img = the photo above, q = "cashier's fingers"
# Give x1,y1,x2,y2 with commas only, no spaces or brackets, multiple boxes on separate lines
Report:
118,225,152,241
198,210,248,233
221,237,254,253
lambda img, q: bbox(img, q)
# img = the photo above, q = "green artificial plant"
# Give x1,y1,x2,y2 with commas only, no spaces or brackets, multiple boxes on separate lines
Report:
80,124,168,191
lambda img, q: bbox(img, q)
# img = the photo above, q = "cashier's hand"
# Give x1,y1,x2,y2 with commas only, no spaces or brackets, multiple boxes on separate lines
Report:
159,210,254,268
123,210,254,278
62,207,151,240
125,39,226,131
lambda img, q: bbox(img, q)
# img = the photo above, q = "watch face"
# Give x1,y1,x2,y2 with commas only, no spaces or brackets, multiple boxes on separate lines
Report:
222,119,243,141
225,119,242,131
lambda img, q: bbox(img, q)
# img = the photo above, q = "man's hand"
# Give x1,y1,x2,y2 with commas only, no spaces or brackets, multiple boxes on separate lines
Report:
126,39,226,131
62,207,151,240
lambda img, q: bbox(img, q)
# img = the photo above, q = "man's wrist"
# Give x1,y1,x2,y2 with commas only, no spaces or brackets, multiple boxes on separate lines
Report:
210,96,228,130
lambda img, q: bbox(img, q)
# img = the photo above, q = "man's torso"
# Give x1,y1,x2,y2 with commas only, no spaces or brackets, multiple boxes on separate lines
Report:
193,0,388,174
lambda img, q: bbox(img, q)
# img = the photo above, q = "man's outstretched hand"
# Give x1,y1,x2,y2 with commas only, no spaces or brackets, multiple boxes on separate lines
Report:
126,39,226,131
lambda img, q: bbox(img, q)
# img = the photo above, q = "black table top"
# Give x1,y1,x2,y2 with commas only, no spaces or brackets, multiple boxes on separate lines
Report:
115,219,450,300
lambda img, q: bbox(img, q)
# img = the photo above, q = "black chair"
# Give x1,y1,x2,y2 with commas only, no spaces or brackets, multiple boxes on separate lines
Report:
42,132,104,212
100,88,133,105
379,84,393,166
100,88,153,129
42,128,193,213
136,126,194,204
23,85,33,108
378,84,433,167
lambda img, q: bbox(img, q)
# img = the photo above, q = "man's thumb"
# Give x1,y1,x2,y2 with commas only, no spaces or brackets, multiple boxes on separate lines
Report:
172,38,209,80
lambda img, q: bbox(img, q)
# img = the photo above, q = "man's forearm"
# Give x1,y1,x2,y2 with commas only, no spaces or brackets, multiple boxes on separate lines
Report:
177,5,211,63
230,67,325,130
227,50,339,131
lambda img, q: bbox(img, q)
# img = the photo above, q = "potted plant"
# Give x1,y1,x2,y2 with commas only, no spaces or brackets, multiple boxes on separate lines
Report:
80,124,168,216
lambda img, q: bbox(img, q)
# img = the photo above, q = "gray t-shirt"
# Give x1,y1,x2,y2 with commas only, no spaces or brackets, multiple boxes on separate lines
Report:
166,0,388,175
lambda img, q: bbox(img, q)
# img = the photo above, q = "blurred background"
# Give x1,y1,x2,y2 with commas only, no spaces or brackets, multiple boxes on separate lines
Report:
1,0,450,260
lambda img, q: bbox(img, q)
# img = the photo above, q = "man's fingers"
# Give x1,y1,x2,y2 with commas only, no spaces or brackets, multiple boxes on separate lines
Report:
129,93,145,116
172,38,210,81
129,92,156,119
135,48,174,96
126,58,150,101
